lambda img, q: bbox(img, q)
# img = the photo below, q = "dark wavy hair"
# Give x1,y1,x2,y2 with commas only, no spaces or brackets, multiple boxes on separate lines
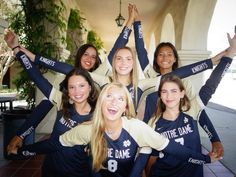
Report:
74,44,101,72
153,42,179,73
60,68,99,119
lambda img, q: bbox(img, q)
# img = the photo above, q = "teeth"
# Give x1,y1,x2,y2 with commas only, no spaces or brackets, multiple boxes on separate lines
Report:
74,95,82,99
108,108,117,114
119,67,128,70
161,62,169,64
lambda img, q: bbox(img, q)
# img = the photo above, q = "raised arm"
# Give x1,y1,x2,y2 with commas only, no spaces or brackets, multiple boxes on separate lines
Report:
4,29,74,74
15,51,59,101
133,5,150,72
199,56,232,105
192,33,235,159
107,4,134,65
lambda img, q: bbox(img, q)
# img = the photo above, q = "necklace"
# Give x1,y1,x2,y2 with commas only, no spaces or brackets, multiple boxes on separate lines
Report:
105,128,121,136
106,130,115,135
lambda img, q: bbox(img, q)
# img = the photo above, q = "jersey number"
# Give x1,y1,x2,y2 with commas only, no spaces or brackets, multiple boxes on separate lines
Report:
108,159,118,172
175,137,184,145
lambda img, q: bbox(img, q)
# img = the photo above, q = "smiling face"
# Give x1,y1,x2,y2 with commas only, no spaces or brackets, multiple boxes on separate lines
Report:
160,81,185,110
114,48,134,76
80,47,97,70
68,75,91,104
101,86,127,122
156,46,176,73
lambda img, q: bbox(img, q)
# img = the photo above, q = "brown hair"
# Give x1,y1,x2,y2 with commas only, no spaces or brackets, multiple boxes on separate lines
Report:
150,74,191,126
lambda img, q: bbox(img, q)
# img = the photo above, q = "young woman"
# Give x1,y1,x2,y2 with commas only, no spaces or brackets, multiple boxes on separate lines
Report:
74,43,101,72
3,12,134,169
9,62,99,177
4,30,102,159
9,82,220,177
129,4,225,158
145,32,236,177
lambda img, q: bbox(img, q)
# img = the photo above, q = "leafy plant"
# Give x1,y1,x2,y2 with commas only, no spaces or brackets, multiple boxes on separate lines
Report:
66,9,104,64
8,0,67,109
87,30,104,51
66,9,86,64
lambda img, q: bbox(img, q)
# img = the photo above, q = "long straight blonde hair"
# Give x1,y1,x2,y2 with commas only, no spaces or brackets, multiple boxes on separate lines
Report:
90,82,136,171
111,47,139,108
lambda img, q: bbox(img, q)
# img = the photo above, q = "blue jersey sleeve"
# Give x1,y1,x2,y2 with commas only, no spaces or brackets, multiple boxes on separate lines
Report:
171,58,213,79
107,26,132,64
133,21,149,71
143,92,158,123
164,139,211,165
17,136,63,156
16,51,54,99
16,100,54,139
199,57,232,105
198,110,220,142
35,55,73,75
130,153,150,177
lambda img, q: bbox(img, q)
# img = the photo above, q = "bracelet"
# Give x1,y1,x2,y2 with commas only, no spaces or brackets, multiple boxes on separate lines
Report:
12,45,20,51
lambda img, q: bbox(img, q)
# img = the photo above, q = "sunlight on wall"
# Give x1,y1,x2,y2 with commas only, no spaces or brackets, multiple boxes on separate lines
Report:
207,0,236,109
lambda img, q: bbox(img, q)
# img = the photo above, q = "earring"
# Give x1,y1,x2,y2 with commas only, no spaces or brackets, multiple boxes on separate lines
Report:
122,112,126,116
69,98,74,104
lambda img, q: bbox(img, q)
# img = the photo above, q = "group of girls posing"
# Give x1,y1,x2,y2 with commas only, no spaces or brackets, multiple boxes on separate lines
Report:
4,3,236,177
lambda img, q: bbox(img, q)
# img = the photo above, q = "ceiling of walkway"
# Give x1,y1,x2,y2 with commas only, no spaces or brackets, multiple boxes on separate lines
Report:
77,0,167,50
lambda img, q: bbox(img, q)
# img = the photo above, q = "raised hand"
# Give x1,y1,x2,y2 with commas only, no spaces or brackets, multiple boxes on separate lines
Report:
225,32,236,58
133,4,141,22
7,136,23,155
211,49,227,65
4,29,19,49
126,3,135,28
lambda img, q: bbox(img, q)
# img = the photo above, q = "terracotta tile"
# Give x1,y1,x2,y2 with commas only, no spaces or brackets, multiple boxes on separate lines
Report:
22,160,42,169
12,169,38,177
32,169,41,177
2,160,27,169
0,167,17,177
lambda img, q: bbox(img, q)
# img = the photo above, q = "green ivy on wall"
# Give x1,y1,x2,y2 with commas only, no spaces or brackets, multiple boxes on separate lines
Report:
8,0,67,108
87,30,104,51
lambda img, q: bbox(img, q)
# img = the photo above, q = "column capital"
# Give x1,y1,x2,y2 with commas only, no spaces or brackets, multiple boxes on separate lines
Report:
178,50,211,64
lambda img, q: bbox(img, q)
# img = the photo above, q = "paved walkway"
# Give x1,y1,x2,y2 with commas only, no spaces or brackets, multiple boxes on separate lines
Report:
202,102,236,176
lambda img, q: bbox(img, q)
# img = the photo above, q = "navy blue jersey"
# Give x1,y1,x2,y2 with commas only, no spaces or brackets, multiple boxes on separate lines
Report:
99,129,140,177
14,24,132,140
33,26,132,76
144,57,232,140
148,56,232,177
13,25,131,177
149,112,203,177
18,107,93,177
60,116,212,177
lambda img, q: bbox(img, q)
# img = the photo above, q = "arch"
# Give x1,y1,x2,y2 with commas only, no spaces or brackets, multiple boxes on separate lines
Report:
181,0,217,50
147,32,156,64
160,13,175,45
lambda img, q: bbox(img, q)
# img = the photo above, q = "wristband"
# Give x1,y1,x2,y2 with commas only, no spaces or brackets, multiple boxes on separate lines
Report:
12,45,20,51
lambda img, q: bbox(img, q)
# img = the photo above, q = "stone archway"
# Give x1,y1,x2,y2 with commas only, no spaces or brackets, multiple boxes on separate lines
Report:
181,0,217,51
160,13,175,45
